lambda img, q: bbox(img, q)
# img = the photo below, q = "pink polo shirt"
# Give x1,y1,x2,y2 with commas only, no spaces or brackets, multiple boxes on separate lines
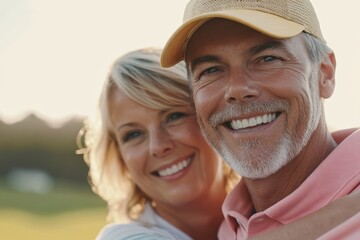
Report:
218,129,360,240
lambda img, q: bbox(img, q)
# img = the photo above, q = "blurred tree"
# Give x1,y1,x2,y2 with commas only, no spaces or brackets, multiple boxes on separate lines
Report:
0,114,89,185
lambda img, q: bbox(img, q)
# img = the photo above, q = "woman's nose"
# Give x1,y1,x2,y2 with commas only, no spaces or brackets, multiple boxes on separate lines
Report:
149,128,175,158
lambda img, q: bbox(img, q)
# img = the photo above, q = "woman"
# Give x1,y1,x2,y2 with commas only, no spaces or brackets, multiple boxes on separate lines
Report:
80,48,360,240
81,48,238,240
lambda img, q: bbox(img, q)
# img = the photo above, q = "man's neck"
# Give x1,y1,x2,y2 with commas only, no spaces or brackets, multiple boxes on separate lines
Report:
243,122,337,212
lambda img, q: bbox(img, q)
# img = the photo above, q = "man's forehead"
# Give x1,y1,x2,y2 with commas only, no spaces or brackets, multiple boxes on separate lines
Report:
185,19,298,62
186,19,268,49
189,18,256,40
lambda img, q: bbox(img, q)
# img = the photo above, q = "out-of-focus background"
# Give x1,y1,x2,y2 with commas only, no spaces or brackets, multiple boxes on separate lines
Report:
1,1,188,239
0,1,359,240
0,114,107,239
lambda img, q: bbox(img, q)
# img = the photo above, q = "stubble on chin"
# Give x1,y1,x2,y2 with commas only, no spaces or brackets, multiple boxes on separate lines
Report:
218,135,294,179
217,111,321,180
196,110,293,179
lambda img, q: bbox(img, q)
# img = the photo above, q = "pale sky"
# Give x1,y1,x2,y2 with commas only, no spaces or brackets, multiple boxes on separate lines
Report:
1,0,359,130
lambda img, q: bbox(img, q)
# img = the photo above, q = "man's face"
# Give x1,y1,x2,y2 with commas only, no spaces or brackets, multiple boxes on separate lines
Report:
186,19,322,179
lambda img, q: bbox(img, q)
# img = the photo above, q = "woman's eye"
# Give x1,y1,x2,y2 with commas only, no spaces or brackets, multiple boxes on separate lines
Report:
123,130,142,142
166,112,186,122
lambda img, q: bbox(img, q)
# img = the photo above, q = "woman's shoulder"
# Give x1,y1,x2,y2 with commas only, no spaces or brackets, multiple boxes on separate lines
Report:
95,222,177,240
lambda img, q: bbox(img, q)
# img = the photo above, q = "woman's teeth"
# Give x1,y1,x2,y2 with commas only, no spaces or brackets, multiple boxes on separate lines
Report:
158,158,191,177
230,113,277,130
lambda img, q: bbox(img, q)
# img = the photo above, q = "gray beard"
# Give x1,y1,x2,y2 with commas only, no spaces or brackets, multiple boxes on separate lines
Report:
199,72,321,179
219,129,310,179
204,111,320,179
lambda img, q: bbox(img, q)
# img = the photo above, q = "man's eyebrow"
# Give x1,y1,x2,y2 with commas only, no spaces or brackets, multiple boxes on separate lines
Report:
188,41,288,73
248,40,287,55
189,55,221,73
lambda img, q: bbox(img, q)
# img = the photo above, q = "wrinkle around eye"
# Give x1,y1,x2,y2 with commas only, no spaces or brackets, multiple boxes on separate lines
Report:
261,56,278,62
257,55,285,64
248,55,287,72
193,66,224,86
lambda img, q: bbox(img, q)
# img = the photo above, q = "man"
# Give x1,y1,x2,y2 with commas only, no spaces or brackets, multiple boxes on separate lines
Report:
161,0,360,239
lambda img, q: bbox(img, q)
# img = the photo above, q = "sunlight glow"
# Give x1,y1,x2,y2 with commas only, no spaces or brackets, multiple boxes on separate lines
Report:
0,0,359,130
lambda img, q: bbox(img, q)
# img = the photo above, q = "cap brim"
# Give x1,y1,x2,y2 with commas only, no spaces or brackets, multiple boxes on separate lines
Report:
161,9,305,67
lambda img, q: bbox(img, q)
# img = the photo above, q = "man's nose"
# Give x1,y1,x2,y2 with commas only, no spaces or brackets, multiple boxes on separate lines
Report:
224,69,260,103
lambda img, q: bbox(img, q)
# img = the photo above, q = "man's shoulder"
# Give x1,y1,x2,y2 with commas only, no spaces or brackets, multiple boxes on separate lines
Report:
332,128,360,144
318,212,360,240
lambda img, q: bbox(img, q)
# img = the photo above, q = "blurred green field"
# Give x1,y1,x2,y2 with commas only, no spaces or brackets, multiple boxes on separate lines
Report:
0,181,108,240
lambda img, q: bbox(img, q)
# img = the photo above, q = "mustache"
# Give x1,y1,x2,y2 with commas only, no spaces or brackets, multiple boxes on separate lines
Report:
209,100,290,127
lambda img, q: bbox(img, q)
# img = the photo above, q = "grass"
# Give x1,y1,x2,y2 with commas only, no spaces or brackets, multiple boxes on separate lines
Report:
1,181,106,215
0,209,107,240
0,180,108,240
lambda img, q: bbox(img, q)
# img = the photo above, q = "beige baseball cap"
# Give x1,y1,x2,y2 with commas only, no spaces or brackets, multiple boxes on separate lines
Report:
161,0,324,68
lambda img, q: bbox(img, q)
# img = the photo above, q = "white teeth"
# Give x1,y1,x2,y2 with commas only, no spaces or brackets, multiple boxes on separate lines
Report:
262,115,268,123
256,116,262,124
249,118,257,127
230,113,277,130
158,158,191,177
243,119,249,128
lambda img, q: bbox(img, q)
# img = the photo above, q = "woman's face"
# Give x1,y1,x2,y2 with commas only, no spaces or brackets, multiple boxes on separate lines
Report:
109,88,225,211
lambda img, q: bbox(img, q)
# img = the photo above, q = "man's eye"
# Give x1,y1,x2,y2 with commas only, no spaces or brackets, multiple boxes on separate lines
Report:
261,56,280,63
204,66,219,74
195,66,222,81
123,130,142,142
201,66,220,76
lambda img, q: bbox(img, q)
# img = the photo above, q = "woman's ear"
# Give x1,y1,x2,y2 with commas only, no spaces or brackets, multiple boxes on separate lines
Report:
319,52,336,99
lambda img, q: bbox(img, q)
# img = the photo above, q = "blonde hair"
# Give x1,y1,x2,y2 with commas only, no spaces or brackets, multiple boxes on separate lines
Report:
79,48,238,223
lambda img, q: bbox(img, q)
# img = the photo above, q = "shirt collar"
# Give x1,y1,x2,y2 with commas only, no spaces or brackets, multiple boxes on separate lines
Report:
222,128,360,227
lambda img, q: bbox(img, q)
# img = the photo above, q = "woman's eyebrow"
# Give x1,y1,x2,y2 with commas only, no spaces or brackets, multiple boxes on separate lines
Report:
117,122,137,132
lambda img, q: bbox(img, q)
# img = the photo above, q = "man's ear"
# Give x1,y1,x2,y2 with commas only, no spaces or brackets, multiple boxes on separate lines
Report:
318,52,336,99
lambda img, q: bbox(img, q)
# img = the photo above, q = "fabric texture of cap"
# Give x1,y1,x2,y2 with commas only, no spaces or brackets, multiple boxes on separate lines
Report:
161,0,324,68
